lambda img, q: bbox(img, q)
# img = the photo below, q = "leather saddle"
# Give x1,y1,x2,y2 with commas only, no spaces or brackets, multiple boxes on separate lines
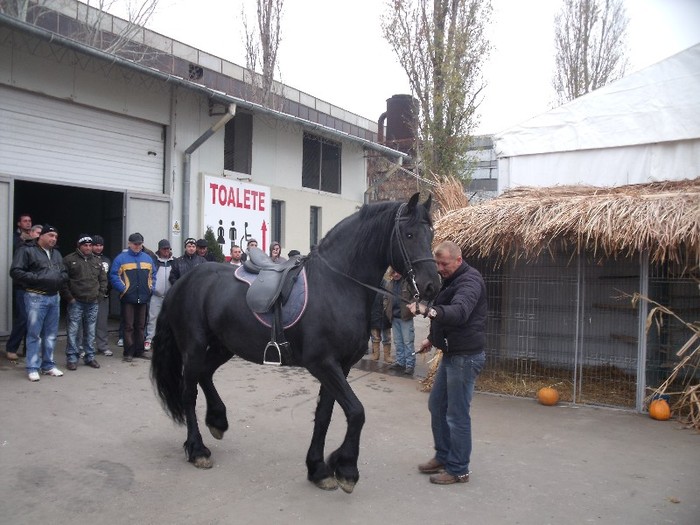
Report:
243,247,304,313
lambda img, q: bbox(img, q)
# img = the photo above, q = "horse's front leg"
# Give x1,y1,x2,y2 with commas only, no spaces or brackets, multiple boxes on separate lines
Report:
306,362,365,493
183,360,212,469
306,385,339,491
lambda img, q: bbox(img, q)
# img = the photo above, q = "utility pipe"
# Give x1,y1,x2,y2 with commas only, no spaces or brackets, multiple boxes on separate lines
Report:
182,104,236,242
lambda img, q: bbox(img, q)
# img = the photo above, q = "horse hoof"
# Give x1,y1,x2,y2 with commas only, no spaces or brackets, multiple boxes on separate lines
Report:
336,477,356,494
193,456,213,469
314,477,338,491
207,425,224,440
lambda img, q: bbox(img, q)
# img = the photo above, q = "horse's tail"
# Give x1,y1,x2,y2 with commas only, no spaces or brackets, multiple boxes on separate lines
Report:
150,302,185,424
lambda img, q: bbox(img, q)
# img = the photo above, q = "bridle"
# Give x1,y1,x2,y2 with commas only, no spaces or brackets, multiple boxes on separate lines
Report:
389,203,436,301
318,202,436,304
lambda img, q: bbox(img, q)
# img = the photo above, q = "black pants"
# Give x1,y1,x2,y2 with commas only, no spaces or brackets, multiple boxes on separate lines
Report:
122,303,147,357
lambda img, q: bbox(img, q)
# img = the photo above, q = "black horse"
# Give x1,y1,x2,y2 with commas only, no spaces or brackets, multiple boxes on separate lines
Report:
150,193,440,493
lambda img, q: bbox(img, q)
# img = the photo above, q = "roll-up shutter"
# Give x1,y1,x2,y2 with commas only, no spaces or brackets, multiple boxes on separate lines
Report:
0,86,164,193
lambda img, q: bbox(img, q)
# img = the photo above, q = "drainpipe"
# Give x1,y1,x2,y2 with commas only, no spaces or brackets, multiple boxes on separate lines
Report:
182,104,236,241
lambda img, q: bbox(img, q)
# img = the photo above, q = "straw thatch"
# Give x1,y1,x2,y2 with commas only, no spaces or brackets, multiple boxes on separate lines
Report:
434,178,700,267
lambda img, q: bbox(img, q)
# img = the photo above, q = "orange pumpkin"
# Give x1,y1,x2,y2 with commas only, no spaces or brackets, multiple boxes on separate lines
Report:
537,387,559,406
649,399,671,421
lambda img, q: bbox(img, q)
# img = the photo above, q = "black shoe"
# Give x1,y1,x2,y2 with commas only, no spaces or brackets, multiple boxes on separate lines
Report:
134,351,151,360
85,359,101,369
66,362,78,371
388,362,405,370
122,355,133,363
404,367,414,375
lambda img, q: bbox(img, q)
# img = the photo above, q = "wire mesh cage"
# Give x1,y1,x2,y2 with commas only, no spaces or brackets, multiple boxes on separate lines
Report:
470,250,697,409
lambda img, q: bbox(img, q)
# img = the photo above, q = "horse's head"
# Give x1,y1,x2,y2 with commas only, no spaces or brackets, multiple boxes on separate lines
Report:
389,193,441,302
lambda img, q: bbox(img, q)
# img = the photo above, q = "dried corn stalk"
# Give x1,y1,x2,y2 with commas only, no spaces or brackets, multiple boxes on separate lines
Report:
634,293,700,431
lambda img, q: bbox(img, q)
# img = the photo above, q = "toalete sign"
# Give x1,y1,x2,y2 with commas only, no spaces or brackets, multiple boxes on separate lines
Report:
203,174,271,254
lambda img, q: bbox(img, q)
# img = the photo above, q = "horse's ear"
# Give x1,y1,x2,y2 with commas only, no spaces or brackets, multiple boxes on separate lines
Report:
423,194,432,213
406,193,420,213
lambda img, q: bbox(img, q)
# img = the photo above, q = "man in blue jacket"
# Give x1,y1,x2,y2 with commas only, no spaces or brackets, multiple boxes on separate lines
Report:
410,240,487,486
110,233,155,362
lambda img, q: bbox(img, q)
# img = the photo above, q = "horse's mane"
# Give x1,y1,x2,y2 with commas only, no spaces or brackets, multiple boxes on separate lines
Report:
316,199,430,270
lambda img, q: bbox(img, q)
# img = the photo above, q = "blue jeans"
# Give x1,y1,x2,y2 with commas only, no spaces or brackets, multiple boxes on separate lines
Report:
66,301,99,363
24,292,60,373
428,351,486,477
6,289,27,353
392,317,415,368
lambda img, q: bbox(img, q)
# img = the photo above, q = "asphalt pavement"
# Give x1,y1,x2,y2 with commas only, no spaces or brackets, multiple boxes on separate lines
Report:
1,330,698,525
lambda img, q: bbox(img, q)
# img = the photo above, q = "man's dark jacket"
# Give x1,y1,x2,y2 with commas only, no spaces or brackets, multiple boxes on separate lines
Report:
61,250,107,303
428,262,487,355
169,253,207,284
10,244,67,295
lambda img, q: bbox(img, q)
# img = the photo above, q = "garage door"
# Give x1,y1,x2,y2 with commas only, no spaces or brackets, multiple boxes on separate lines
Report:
0,85,164,193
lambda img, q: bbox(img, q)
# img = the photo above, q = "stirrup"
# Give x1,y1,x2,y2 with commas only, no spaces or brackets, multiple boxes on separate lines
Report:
263,341,282,366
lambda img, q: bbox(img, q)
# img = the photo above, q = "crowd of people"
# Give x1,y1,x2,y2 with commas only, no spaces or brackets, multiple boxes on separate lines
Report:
5,213,294,380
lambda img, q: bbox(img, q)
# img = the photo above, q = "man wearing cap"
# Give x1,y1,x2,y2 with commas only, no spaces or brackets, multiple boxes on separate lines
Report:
144,239,175,350
195,238,216,262
169,237,207,284
91,235,113,356
61,235,107,370
10,224,68,381
109,233,156,362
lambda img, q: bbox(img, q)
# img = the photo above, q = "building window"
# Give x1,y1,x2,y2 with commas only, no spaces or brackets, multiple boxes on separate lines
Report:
271,199,284,246
224,112,253,174
302,133,341,194
310,206,321,247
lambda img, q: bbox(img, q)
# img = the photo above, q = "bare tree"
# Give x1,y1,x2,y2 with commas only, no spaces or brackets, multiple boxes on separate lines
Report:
382,0,492,181
79,0,159,57
242,0,284,108
1,0,159,61
0,0,36,20
553,0,629,104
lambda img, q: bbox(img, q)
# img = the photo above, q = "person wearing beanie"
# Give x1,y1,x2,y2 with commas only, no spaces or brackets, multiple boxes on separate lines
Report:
144,239,175,350
9,224,68,381
109,233,156,362
91,235,113,356
60,234,107,370
168,237,206,284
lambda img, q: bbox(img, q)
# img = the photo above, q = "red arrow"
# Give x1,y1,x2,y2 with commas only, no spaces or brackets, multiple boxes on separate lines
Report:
260,220,268,251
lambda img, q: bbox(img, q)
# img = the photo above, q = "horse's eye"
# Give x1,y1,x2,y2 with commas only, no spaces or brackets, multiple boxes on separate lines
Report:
406,233,413,239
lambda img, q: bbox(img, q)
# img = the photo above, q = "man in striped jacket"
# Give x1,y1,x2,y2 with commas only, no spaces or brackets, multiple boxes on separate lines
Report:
109,233,155,362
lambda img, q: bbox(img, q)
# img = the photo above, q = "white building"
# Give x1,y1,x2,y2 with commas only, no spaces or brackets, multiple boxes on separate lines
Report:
0,1,405,333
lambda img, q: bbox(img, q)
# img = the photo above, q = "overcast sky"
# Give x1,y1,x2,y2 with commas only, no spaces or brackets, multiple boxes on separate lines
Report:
130,0,700,135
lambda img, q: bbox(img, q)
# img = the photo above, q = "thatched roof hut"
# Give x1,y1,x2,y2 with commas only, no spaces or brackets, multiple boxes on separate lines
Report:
435,178,700,267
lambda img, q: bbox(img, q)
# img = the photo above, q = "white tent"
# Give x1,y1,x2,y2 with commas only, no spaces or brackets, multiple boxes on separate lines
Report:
495,43,700,190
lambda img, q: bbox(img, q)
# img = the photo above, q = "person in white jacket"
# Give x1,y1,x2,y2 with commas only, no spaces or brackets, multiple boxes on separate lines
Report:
145,239,174,350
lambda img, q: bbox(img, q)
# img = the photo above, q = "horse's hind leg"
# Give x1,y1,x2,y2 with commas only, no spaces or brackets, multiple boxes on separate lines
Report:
306,385,339,491
182,348,213,469
199,343,233,440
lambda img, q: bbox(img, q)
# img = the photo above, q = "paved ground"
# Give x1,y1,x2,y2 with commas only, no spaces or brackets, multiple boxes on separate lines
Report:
1,331,698,525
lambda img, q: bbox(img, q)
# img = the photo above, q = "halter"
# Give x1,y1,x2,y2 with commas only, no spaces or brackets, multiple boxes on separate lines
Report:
389,203,436,301
318,202,435,305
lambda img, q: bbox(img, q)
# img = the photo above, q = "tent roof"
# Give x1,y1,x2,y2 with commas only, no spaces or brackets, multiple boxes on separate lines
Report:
435,179,700,266
495,44,700,157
